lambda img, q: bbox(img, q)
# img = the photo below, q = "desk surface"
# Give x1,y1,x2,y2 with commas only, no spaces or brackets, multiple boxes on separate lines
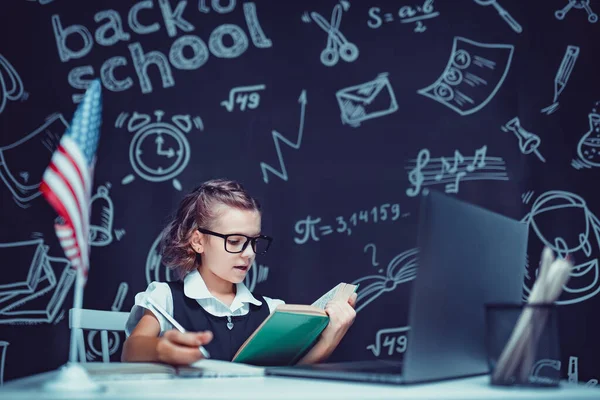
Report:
1,369,599,400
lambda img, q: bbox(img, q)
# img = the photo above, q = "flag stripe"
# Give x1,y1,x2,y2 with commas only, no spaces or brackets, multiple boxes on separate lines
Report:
55,224,82,272
56,228,73,239
51,149,89,238
43,195,82,266
62,137,92,199
64,247,79,257
61,238,76,248
58,142,90,239
41,169,88,269
46,160,88,262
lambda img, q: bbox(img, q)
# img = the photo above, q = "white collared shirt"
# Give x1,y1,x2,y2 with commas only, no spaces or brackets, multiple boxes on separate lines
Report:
125,269,285,336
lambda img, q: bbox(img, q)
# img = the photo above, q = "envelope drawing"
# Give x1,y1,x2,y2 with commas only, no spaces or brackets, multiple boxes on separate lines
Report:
335,72,398,127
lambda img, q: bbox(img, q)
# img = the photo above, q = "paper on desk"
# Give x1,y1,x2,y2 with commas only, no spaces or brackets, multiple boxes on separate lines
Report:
80,362,176,381
185,359,265,377
82,360,265,380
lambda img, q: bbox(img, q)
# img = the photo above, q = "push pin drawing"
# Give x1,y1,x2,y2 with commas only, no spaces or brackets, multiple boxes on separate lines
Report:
310,4,359,67
555,0,598,23
501,117,546,162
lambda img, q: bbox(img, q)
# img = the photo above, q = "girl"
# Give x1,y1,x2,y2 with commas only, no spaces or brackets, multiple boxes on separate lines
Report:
122,179,357,365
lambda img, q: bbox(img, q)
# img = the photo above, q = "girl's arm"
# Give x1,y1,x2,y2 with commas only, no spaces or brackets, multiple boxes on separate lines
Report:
296,293,358,365
121,309,213,365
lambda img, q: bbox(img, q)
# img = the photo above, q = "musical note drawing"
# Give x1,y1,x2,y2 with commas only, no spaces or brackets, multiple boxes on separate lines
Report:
366,326,410,357
446,171,467,193
418,37,514,116
260,90,307,183
308,4,359,67
405,146,507,197
434,150,465,180
220,84,266,112
466,145,487,171
501,117,546,162
555,0,598,23
541,46,580,115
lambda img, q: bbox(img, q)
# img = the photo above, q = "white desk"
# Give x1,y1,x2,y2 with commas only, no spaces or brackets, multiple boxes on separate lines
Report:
1,369,598,400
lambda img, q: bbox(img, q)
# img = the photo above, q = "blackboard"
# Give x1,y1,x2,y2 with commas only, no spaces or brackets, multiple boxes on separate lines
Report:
0,0,599,385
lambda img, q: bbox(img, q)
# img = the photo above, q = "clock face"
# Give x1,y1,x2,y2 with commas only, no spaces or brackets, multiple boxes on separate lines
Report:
130,122,190,182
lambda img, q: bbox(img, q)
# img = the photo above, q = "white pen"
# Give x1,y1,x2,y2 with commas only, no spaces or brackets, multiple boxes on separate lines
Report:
146,296,211,359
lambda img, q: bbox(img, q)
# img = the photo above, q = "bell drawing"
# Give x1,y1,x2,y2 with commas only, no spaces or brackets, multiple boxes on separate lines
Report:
89,185,113,246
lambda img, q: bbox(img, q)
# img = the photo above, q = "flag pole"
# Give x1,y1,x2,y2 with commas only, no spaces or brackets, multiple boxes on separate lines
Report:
68,268,85,363
40,79,104,392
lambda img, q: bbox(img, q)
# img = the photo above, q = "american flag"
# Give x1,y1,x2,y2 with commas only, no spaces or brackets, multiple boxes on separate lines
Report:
40,80,103,284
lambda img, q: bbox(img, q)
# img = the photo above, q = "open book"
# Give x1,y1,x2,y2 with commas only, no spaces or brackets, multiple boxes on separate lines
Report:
232,282,358,366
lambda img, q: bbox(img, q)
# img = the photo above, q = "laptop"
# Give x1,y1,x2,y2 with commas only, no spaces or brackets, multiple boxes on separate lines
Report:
266,190,528,384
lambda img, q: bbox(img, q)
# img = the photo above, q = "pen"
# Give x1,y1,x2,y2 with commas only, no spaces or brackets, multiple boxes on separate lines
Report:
145,296,211,359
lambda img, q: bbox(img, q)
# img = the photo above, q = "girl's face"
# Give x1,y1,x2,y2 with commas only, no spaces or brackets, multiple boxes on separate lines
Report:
195,204,261,285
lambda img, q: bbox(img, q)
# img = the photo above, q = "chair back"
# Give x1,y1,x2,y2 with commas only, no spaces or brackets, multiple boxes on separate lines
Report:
69,308,129,363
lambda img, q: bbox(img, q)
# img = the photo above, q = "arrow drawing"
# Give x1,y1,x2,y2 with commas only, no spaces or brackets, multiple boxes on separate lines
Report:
260,90,307,183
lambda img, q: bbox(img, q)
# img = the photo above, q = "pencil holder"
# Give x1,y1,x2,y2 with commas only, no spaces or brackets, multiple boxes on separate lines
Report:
485,303,561,387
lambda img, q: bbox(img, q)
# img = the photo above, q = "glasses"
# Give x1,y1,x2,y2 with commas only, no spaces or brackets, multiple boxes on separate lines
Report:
197,228,273,255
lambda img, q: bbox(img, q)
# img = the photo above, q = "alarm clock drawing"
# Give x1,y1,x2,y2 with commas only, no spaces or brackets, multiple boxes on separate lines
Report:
118,110,203,191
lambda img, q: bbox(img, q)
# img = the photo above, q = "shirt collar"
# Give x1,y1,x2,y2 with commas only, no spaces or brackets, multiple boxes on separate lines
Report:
183,269,262,307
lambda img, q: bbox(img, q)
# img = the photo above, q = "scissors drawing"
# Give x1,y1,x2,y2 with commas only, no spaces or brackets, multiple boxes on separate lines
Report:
310,5,359,67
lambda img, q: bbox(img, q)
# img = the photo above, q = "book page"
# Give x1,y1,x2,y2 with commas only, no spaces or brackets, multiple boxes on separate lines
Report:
311,283,344,310
311,283,358,310
276,304,326,315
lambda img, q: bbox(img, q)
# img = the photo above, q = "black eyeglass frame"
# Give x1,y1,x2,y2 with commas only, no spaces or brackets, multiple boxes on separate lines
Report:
197,228,273,254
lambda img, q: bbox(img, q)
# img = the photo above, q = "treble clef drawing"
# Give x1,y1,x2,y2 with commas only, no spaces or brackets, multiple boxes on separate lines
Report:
406,149,430,197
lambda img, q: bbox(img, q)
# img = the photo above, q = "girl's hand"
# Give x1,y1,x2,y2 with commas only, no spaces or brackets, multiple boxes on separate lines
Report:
320,292,358,349
156,330,213,365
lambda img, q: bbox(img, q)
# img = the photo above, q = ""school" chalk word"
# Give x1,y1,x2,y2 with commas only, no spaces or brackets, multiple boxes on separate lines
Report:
51,1,272,103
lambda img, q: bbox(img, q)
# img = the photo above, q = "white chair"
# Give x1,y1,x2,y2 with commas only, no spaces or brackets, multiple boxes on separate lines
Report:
69,308,129,363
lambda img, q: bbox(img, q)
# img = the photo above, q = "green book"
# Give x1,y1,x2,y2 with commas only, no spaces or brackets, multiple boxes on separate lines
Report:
232,282,359,366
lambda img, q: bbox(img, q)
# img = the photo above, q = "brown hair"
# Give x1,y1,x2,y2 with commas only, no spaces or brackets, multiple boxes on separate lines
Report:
160,179,261,280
